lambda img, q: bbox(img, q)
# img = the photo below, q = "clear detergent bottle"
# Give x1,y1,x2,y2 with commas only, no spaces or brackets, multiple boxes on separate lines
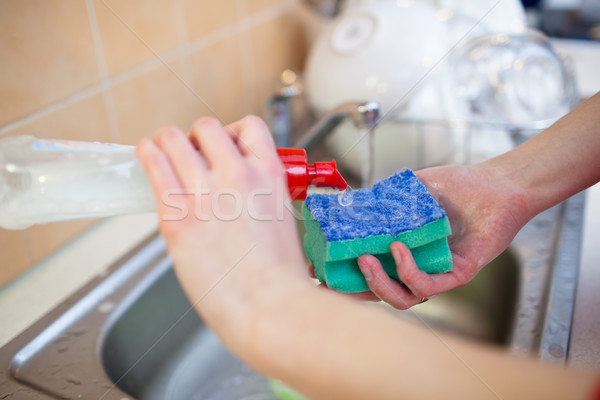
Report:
0,135,347,229
0,135,154,229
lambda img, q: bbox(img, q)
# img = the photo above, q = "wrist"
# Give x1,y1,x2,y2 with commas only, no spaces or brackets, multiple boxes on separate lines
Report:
205,263,315,357
474,157,536,225
482,94,600,218
478,147,556,225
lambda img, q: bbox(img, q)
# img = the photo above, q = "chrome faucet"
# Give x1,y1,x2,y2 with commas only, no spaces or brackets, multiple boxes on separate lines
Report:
294,101,381,151
264,69,381,150
302,0,345,18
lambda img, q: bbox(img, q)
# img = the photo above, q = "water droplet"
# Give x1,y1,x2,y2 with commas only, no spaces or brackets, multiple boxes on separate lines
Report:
68,327,87,337
548,343,565,358
98,301,115,314
337,186,354,206
66,374,81,385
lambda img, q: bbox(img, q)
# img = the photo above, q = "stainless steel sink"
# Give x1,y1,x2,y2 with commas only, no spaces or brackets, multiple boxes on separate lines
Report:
101,262,277,400
0,189,584,399
407,249,518,345
102,248,518,399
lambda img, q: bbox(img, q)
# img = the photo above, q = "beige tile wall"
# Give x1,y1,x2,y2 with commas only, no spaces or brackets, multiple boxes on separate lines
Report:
0,0,307,287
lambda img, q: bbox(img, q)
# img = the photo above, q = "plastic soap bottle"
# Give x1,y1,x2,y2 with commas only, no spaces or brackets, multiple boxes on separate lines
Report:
0,135,347,229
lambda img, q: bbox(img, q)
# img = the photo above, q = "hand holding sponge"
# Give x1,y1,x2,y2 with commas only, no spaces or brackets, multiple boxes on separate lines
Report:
302,169,452,293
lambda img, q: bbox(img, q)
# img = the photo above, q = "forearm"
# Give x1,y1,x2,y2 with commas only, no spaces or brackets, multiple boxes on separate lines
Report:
244,286,598,400
481,92,600,220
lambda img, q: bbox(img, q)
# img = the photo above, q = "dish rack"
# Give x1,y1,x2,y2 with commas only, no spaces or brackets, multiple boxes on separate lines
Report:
386,116,553,166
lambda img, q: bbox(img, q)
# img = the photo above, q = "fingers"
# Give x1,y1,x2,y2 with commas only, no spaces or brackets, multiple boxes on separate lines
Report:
223,115,278,161
153,126,208,189
357,255,423,310
142,115,281,194
357,241,467,310
343,291,381,302
188,116,281,176
390,242,462,298
136,137,184,215
309,265,380,302
189,117,242,168
316,280,381,302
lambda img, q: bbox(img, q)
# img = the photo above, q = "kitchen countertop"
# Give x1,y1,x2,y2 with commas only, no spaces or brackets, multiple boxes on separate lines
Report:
0,213,158,348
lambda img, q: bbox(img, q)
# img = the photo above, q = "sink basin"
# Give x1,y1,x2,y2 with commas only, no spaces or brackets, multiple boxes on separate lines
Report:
0,190,584,399
102,264,277,400
407,249,518,345
101,248,518,400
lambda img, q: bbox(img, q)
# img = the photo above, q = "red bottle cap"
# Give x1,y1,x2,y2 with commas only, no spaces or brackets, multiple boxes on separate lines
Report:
277,148,347,201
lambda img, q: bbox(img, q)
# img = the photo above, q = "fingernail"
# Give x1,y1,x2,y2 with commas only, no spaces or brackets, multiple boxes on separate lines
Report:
391,245,403,263
362,265,373,281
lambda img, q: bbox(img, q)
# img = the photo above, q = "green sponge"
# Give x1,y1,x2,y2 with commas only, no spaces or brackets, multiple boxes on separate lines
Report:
303,170,452,293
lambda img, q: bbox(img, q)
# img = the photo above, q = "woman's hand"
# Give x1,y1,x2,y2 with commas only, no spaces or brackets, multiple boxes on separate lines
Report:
335,164,531,309
321,93,600,310
136,116,311,351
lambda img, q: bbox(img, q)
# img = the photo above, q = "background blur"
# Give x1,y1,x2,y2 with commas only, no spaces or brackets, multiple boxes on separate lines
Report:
0,0,307,286
0,0,599,287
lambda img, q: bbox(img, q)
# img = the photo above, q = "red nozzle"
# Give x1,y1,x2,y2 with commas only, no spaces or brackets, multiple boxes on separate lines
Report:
307,161,347,190
276,148,347,201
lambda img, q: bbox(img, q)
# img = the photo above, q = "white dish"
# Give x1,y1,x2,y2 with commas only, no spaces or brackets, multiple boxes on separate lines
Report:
304,0,448,115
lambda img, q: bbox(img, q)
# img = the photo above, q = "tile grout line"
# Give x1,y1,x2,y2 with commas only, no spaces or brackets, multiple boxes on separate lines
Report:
181,22,242,60
19,230,34,272
0,85,103,136
236,0,256,114
0,2,294,137
85,0,121,143
246,1,295,28
96,0,243,134
234,1,298,114
173,0,198,108
0,39,205,137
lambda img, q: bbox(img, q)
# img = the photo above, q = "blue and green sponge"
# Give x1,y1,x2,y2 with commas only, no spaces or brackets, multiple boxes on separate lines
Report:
302,169,452,293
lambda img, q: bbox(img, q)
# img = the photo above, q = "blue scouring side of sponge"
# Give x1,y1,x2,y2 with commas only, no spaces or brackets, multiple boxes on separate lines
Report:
302,206,451,262
305,169,446,241
303,169,452,293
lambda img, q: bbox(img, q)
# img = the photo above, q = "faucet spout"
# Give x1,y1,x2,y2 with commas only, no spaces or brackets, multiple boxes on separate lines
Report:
294,101,381,151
